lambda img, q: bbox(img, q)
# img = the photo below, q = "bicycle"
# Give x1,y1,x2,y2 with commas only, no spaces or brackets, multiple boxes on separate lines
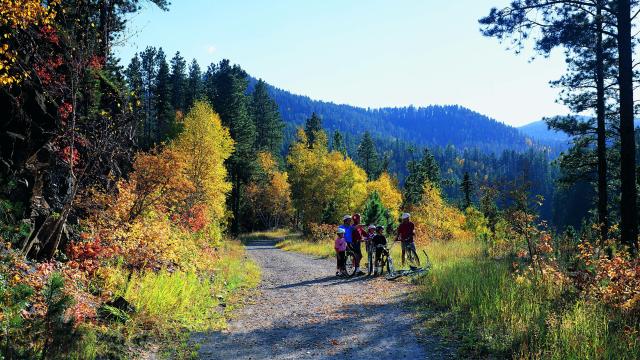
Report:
403,242,421,269
344,248,357,277
373,243,396,276
366,240,375,275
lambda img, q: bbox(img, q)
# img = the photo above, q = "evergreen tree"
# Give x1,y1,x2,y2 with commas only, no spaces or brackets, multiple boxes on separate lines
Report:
251,79,284,155
184,59,202,111
304,112,323,147
154,48,175,143
616,0,638,252
403,148,441,206
461,172,472,209
480,0,621,243
169,51,187,112
362,191,394,228
332,130,347,157
139,46,158,149
357,131,379,179
125,53,145,144
205,59,257,233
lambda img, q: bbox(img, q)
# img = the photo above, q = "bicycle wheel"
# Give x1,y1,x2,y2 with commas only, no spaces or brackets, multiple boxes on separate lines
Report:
367,246,374,275
407,248,421,268
386,250,395,274
374,252,385,275
344,251,356,277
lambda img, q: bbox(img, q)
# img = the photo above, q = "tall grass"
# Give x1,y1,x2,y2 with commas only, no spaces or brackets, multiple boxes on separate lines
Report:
419,239,640,359
124,271,221,330
121,240,260,332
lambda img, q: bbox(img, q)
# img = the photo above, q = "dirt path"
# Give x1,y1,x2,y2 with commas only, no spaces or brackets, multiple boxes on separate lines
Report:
193,239,453,359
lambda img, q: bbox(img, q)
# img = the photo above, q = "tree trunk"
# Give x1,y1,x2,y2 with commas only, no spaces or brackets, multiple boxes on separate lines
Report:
595,3,609,243
616,0,638,253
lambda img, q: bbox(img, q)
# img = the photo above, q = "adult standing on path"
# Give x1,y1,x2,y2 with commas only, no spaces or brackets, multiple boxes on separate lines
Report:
350,213,366,276
338,214,353,245
397,213,416,267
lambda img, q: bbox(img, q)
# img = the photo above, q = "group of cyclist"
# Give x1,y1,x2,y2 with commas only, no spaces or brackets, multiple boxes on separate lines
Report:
334,212,416,277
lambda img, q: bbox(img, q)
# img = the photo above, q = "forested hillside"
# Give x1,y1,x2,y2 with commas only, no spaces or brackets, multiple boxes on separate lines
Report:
519,120,572,143
253,80,552,153
117,48,581,227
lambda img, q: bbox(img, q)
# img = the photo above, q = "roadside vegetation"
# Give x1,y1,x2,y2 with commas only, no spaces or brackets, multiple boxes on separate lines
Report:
1,101,260,358
418,210,640,359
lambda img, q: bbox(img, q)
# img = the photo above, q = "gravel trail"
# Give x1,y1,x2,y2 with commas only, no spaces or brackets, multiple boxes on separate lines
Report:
194,238,453,359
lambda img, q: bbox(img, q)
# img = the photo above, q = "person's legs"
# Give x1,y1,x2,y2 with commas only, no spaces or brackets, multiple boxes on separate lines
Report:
367,243,373,275
374,248,383,274
401,242,407,266
337,251,346,274
354,241,362,268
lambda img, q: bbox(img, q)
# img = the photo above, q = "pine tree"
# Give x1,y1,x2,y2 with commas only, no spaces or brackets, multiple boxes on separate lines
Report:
461,172,472,209
139,46,158,149
251,79,284,156
125,53,145,145
362,191,394,228
357,131,379,179
169,51,187,112
403,148,441,206
332,130,347,157
616,0,638,252
480,0,625,244
205,59,257,233
304,112,323,147
184,59,202,111
154,48,175,143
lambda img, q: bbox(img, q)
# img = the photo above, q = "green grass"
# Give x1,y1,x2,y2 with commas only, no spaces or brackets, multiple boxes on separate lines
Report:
79,240,261,359
418,239,640,359
122,240,260,332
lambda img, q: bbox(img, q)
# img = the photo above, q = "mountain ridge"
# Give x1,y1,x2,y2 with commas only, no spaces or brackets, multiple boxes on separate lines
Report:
249,77,565,155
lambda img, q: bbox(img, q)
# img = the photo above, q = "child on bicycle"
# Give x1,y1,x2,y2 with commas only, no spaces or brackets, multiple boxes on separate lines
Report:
335,227,347,277
372,225,387,275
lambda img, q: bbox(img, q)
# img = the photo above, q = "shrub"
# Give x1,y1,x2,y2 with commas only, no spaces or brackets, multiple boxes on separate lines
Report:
307,223,336,243
411,181,471,243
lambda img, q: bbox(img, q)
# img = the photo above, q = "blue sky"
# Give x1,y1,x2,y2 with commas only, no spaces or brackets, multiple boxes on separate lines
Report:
115,0,572,127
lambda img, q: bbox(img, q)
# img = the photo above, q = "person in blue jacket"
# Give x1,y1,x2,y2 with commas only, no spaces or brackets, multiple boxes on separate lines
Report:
338,215,353,244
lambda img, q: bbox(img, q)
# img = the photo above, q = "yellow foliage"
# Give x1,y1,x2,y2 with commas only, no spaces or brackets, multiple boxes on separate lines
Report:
244,152,293,228
411,181,471,243
172,101,234,229
86,102,236,272
287,129,367,226
0,0,59,86
366,172,402,219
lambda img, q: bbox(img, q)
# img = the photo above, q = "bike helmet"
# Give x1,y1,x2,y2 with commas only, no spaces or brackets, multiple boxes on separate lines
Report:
337,227,346,234
368,224,376,230
343,215,352,221
401,212,411,219
376,225,384,231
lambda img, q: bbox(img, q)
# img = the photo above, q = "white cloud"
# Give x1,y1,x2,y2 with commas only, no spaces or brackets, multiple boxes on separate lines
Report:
206,45,216,54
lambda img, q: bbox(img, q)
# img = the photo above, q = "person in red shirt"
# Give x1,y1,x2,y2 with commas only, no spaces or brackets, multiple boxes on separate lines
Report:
396,212,416,267
350,213,366,276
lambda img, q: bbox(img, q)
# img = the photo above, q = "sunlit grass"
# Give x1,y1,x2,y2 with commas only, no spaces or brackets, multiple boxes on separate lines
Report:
119,240,260,333
239,229,294,243
418,239,640,359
